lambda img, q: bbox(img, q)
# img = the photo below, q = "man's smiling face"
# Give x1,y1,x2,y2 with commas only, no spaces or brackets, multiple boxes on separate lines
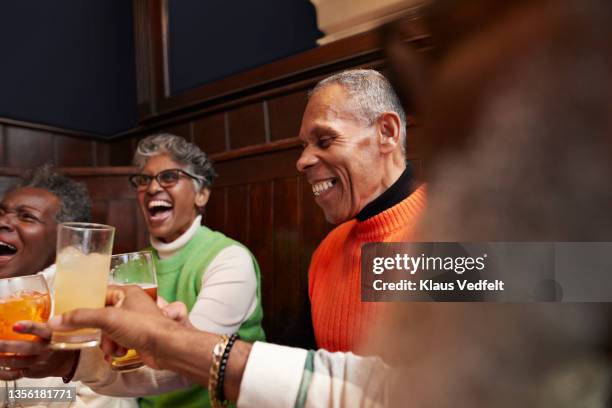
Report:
0,187,60,278
296,84,390,224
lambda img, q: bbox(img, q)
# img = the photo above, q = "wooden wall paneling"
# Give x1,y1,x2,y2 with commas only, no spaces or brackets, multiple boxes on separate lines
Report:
5,126,55,168
247,181,274,338
271,176,301,341
68,170,142,253
299,176,333,277
204,186,227,233
135,202,149,250
160,122,192,141
0,120,109,169
106,199,140,254
90,198,141,251
224,184,250,245
73,173,138,251
0,118,103,141
193,113,227,155
75,175,134,202
55,135,95,167
268,90,309,141
0,124,5,167
90,199,109,225
133,0,153,109
95,141,111,167
213,148,301,187
108,137,136,166
132,0,167,119
227,102,266,150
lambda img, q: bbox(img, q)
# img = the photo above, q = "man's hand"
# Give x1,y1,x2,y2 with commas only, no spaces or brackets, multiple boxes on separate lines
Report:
47,285,189,370
48,285,250,403
0,322,78,381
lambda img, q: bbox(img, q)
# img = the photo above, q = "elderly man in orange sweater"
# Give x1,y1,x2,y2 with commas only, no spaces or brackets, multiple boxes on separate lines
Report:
296,69,426,352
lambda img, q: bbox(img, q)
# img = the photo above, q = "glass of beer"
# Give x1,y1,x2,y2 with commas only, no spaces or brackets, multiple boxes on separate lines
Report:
50,223,115,350
108,251,157,371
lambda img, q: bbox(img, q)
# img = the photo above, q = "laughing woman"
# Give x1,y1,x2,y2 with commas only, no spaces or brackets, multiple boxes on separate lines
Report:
129,134,265,408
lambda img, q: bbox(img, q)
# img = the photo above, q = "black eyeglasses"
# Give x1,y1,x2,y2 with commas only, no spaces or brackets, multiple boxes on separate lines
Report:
129,169,204,190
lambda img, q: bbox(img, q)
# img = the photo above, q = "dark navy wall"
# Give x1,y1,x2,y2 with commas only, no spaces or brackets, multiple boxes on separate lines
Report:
167,0,322,95
0,1,138,136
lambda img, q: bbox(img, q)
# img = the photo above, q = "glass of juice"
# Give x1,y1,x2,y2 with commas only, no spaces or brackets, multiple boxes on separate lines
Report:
108,251,157,371
50,222,115,350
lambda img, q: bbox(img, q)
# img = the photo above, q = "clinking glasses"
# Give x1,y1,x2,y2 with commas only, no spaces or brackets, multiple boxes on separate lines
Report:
129,169,205,190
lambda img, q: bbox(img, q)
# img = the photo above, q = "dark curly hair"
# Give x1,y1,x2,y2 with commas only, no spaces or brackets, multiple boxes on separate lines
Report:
14,164,91,223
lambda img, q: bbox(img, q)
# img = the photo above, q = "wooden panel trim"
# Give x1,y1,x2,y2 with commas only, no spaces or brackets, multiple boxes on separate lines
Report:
59,166,137,176
133,0,153,108
0,124,5,167
133,0,166,120
0,166,137,177
209,139,419,165
210,137,302,163
160,0,171,98
0,168,21,177
0,117,104,140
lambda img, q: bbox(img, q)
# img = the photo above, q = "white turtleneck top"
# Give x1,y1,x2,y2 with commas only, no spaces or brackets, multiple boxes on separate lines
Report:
149,215,258,335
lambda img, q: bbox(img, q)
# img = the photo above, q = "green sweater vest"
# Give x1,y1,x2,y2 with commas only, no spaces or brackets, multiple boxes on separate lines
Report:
139,226,265,408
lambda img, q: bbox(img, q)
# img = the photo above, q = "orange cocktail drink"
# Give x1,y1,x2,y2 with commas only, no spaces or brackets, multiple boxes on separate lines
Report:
0,274,51,366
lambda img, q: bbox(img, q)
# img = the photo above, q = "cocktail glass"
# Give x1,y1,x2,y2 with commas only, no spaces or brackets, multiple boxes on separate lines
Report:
0,274,51,408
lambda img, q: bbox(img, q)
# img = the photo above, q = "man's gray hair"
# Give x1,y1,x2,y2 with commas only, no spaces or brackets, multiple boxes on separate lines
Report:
133,133,217,189
310,69,408,152
16,164,91,223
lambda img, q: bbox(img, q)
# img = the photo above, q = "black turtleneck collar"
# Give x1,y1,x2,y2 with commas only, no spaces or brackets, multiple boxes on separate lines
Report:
356,164,415,222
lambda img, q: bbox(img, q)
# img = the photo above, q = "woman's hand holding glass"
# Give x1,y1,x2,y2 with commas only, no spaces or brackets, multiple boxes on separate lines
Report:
0,274,74,408
0,275,78,382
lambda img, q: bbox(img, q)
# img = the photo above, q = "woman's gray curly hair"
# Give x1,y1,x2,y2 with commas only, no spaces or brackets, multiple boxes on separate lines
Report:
16,164,91,223
133,134,217,189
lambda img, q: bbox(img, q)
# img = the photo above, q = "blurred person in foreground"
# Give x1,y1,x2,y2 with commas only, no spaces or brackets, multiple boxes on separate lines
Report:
13,0,612,406
0,165,136,408
377,0,612,406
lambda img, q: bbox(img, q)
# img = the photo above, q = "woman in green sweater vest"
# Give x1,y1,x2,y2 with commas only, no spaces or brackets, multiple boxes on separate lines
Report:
128,134,265,408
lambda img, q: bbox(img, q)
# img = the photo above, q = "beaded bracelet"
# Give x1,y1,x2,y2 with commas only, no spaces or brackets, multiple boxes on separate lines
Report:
208,335,230,408
216,333,240,403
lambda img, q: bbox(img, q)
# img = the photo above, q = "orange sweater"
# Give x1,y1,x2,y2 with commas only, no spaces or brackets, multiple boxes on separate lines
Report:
309,184,427,352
